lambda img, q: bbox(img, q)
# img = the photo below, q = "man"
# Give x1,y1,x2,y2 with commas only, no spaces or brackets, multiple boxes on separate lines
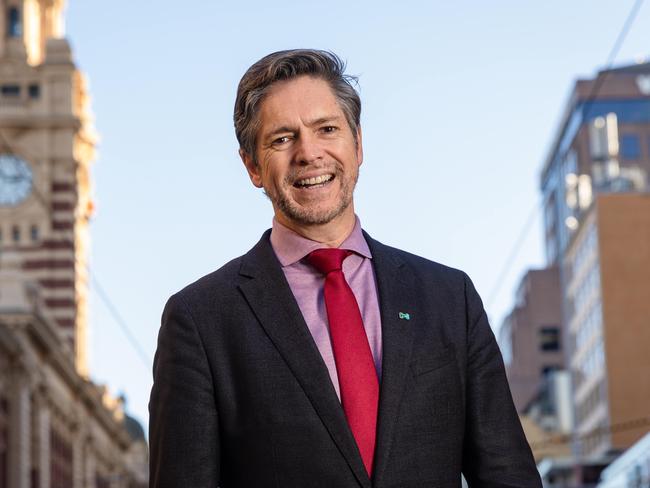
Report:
149,49,542,487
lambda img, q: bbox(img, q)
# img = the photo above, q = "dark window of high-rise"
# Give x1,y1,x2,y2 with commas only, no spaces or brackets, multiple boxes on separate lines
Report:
539,326,561,352
28,84,40,99
7,7,21,38
0,85,20,97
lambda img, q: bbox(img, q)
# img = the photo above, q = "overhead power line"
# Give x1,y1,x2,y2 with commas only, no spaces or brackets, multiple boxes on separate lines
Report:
486,201,541,311
0,128,151,373
604,0,645,68
90,271,152,371
583,0,646,116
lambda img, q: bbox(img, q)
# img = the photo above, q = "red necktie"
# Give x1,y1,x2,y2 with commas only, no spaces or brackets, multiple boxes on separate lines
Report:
307,248,379,476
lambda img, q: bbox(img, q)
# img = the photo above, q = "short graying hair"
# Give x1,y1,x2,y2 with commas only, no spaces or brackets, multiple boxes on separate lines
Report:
234,49,361,162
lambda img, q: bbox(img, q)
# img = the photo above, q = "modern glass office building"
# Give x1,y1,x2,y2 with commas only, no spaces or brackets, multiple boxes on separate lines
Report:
541,62,650,265
539,62,650,460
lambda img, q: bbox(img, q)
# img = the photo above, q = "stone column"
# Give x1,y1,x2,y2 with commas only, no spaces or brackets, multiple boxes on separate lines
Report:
108,450,126,488
7,376,31,488
72,414,84,488
109,468,123,488
84,438,96,488
37,402,51,488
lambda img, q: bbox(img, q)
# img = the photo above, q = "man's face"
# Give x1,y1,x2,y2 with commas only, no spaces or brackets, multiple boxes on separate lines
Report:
241,76,363,232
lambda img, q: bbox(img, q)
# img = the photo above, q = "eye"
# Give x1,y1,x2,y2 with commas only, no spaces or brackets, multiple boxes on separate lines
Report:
320,126,338,134
272,135,291,146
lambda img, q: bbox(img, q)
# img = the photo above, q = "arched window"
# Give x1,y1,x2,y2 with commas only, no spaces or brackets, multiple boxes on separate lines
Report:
7,7,21,38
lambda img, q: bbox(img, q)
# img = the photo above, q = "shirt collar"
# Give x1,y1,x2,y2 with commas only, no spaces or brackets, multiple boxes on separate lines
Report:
270,216,372,267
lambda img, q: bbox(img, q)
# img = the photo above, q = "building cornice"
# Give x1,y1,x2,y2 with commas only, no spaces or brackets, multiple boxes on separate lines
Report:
0,309,133,449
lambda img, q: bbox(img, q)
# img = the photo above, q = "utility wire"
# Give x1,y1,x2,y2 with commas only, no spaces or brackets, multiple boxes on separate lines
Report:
2,0,646,383
89,271,152,370
486,201,541,311
0,128,152,372
583,0,646,117
485,0,646,314
604,0,645,68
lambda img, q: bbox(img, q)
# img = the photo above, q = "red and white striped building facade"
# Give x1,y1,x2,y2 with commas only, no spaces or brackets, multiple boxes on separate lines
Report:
0,0,95,376
0,1,148,487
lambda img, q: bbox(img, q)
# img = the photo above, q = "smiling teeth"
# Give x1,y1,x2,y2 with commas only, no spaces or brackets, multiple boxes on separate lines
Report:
297,174,333,186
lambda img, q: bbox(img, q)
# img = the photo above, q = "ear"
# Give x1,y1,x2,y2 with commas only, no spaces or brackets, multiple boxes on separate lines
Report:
355,127,364,167
239,149,263,188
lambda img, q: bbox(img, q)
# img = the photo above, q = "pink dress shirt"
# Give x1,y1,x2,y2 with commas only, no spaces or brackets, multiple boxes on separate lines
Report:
270,217,383,399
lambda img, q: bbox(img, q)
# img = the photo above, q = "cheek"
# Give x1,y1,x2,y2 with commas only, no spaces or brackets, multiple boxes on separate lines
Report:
264,168,280,185
261,166,286,190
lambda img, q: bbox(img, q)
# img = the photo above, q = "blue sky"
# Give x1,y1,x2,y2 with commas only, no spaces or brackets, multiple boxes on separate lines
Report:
64,0,649,433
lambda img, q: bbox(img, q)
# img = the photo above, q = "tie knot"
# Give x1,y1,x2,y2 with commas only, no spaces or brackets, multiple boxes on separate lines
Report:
307,248,352,274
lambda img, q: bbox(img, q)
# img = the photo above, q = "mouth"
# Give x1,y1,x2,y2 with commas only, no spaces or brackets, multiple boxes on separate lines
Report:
293,173,335,189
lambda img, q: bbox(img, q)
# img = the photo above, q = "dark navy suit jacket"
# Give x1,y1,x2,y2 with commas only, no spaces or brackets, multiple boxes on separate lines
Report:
149,231,542,487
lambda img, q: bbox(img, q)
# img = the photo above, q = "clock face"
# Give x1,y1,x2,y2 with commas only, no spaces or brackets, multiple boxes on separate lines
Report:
0,154,33,206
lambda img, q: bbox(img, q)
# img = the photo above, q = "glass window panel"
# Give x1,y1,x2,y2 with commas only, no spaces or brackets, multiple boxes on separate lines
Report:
1,85,20,97
620,134,641,160
540,326,561,352
28,84,40,99
7,7,21,37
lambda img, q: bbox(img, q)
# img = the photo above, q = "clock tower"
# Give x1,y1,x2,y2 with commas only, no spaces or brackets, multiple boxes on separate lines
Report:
0,0,96,377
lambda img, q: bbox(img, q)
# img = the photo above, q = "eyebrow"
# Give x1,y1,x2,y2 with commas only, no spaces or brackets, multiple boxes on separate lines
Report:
307,115,343,127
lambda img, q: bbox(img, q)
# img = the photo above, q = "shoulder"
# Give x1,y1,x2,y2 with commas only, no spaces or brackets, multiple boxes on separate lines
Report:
365,233,472,291
168,230,274,311
160,256,245,328
364,233,486,320
176,256,243,301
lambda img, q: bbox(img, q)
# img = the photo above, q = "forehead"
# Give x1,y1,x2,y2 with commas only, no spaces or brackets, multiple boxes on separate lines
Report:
258,76,344,128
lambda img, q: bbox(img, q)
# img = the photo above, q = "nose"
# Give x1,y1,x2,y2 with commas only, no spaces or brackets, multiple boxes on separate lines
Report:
294,131,324,165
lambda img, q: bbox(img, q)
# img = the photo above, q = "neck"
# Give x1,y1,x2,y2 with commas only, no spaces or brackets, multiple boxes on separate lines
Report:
275,207,357,248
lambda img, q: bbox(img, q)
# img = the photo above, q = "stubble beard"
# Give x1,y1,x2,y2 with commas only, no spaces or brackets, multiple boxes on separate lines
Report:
265,164,359,227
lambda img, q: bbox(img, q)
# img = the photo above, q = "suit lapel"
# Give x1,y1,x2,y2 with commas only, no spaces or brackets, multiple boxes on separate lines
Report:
237,231,371,488
364,234,417,486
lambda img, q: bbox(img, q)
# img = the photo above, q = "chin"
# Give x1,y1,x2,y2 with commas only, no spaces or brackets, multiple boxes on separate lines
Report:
282,201,352,227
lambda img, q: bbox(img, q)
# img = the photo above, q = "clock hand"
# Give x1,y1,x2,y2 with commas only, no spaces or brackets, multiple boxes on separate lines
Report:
0,173,28,183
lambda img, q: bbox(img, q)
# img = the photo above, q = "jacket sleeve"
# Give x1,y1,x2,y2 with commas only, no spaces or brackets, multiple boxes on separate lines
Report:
460,274,542,487
149,293,220,487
